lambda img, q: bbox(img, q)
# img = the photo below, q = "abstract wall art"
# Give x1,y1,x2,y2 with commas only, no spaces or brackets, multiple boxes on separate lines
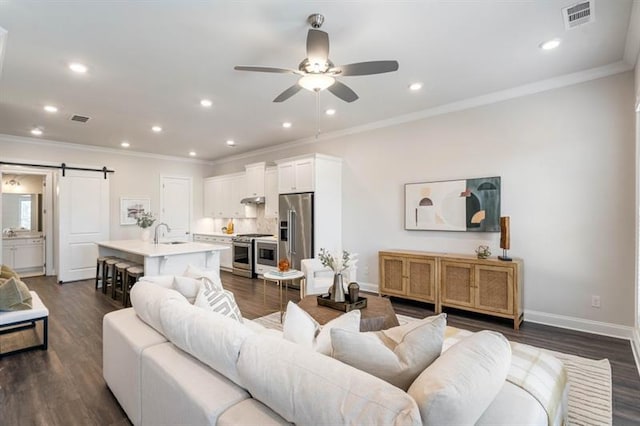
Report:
405,176,501,232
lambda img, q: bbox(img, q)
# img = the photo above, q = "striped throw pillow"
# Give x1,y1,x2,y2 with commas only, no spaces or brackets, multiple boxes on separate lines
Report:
194,278,243,322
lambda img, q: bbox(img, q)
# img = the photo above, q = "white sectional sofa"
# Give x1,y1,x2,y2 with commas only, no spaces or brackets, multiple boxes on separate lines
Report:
103,279,567,425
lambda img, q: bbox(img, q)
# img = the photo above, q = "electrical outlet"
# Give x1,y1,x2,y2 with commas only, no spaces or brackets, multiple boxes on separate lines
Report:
591,295,601,308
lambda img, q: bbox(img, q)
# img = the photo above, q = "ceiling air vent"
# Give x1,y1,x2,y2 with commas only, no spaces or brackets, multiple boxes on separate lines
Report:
562,1,594,30
70,114,90,123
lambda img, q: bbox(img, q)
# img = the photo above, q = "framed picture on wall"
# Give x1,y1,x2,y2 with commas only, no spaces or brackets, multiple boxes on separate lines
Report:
404,176,501,232
120,198,150,225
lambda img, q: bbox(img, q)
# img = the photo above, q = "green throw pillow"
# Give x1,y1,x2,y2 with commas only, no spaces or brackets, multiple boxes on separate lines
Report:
0,264,20,280
0,277,32,311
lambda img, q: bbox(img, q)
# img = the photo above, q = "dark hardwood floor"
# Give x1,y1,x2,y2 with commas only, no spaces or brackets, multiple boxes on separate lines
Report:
1,273,638,425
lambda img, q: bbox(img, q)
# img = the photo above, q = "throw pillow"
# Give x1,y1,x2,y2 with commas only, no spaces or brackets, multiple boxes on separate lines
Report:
407,330,511,425
194,277,243,323
0,264,20,280
331,313,446,390
0,277,33,311
172,276,204,301
282,301,361,355
183,264,224,292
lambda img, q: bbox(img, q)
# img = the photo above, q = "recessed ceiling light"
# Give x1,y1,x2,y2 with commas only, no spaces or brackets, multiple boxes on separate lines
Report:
200,99,213,108
226,140,235,147
68,62,88,74
151,125,162,133
43,105,58,113
31,128,43,136
325,109,336,116
189,151,197,156
409,82,423,91
121,141,130,148
539,39,561,50
282,122,292,128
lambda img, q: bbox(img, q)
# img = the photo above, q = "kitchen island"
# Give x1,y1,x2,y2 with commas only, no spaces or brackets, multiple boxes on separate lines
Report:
96,240,229,276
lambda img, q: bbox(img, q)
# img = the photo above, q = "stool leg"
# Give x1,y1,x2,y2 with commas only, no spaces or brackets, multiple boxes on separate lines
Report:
95,260,100,289
102,264,109,294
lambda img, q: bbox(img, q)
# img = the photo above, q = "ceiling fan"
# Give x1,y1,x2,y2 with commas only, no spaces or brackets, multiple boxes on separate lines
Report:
234,13,399,103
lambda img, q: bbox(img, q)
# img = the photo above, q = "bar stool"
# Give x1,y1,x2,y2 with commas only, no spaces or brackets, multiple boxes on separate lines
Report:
102,258,120,295
95,256,111,290
123,265,144,307
113,262,132,303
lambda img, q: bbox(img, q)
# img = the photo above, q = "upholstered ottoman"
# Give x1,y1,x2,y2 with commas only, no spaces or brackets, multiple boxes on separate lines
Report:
0,291,48,358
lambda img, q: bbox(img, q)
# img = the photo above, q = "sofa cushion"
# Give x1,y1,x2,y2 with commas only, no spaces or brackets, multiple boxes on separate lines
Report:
237,334,422,426
130,280,189,335
172,276,203,301
160,296,253,386
476,382,548,426
194,284,243,323
217,399,290,426
141,342,249,426
282,301,360,355
407,330,511,426
0,277,32,311
331,313,446,390
102,307,168,426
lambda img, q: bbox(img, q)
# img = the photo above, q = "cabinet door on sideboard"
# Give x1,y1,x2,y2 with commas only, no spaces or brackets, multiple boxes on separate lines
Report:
440,260,474,309
407,257,436,303
379,255,405,296
475,265,514,315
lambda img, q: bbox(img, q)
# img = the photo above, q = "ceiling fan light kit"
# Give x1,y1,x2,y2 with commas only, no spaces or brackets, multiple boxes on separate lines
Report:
234,13,399,103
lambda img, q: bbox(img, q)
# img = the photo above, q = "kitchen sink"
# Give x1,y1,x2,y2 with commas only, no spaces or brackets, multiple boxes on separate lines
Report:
162,241,188,245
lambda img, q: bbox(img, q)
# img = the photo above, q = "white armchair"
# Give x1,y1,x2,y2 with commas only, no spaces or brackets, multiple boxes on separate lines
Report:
300,258,358,298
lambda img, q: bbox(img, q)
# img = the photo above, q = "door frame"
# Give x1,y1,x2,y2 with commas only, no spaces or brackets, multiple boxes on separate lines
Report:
0,166,55,276
159,175,193,239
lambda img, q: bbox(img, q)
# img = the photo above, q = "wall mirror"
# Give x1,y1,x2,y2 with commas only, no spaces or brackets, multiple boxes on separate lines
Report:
2,193,42,231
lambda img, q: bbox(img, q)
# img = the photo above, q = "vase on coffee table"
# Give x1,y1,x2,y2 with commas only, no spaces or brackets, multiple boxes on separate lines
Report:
329,273,345,302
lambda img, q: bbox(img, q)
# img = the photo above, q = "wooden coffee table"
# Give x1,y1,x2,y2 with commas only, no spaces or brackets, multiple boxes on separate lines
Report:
297,295,400,332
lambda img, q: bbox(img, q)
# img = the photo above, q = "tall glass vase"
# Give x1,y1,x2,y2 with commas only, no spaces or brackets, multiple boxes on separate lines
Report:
330,273,345,302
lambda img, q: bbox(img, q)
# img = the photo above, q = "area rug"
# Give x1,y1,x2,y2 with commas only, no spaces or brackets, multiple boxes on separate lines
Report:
253,312,612,426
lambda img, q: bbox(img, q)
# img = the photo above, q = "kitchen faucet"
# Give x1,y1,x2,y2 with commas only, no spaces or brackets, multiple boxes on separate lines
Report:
153,223,171,245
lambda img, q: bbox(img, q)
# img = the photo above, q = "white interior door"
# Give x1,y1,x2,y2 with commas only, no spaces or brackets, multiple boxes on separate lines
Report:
57,170,109,283
160,176,191,241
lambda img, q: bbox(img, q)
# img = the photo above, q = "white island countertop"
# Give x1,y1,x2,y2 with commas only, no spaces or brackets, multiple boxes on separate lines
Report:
96,240,229,258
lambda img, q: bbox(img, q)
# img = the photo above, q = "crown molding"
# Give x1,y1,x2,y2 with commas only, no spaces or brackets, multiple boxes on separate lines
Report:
213,60,633,166
624,0,640,66
0,133,215,166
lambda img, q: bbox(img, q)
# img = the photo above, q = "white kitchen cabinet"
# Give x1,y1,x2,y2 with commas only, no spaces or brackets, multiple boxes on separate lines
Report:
193,234,233,271
204,176,230,219
277,157,315,194
264,167,279,219
275,154,343,256
3,237,45,277
245,162,266,198
229,174,256,219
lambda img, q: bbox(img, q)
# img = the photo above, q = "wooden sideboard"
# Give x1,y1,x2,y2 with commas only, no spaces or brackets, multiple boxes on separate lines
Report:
379,250,523,329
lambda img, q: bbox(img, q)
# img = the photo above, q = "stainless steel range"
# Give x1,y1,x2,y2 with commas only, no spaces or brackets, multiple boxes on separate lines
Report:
232,233,273,278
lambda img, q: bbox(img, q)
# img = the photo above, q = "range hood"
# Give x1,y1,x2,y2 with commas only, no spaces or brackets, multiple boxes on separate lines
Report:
240,196,265,205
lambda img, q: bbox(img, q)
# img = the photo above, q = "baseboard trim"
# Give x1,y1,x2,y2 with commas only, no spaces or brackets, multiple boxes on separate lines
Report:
524,309,634,340
358,281,379,295
631,327,640,376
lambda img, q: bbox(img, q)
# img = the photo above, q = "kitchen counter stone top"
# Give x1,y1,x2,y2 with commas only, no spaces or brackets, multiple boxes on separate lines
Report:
96,240,229,258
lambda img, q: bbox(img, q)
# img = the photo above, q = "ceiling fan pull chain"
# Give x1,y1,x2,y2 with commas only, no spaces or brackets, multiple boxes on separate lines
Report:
316,90,321,139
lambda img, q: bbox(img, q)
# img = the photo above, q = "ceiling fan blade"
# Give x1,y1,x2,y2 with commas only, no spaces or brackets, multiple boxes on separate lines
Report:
234,65,299,74
306,29,329,62
273,84,302,102
338,60,399,76
328,81,359,103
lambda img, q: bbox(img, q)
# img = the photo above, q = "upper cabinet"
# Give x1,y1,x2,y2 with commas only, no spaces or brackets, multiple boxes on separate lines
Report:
203,173,256,219
245,162,266,198
277,157,315,194
264,167,279,219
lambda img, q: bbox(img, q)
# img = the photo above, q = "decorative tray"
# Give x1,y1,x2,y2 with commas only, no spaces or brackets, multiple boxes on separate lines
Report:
317,294,367,312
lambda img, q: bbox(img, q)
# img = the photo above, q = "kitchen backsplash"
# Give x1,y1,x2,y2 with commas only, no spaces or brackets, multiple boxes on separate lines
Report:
210,205,278,235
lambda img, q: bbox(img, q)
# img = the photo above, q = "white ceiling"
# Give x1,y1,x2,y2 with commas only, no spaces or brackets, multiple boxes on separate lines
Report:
0,1,636,161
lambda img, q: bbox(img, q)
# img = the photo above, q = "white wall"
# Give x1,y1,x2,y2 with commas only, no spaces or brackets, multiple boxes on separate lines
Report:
214,72,636,327
0,136,214,239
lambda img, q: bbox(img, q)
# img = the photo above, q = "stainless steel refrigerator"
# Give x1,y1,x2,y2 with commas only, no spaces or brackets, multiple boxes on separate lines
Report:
279,192,314,271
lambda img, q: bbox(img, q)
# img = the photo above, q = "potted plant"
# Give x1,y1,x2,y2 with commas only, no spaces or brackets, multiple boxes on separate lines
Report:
136,212,156,242
318,248,352,302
